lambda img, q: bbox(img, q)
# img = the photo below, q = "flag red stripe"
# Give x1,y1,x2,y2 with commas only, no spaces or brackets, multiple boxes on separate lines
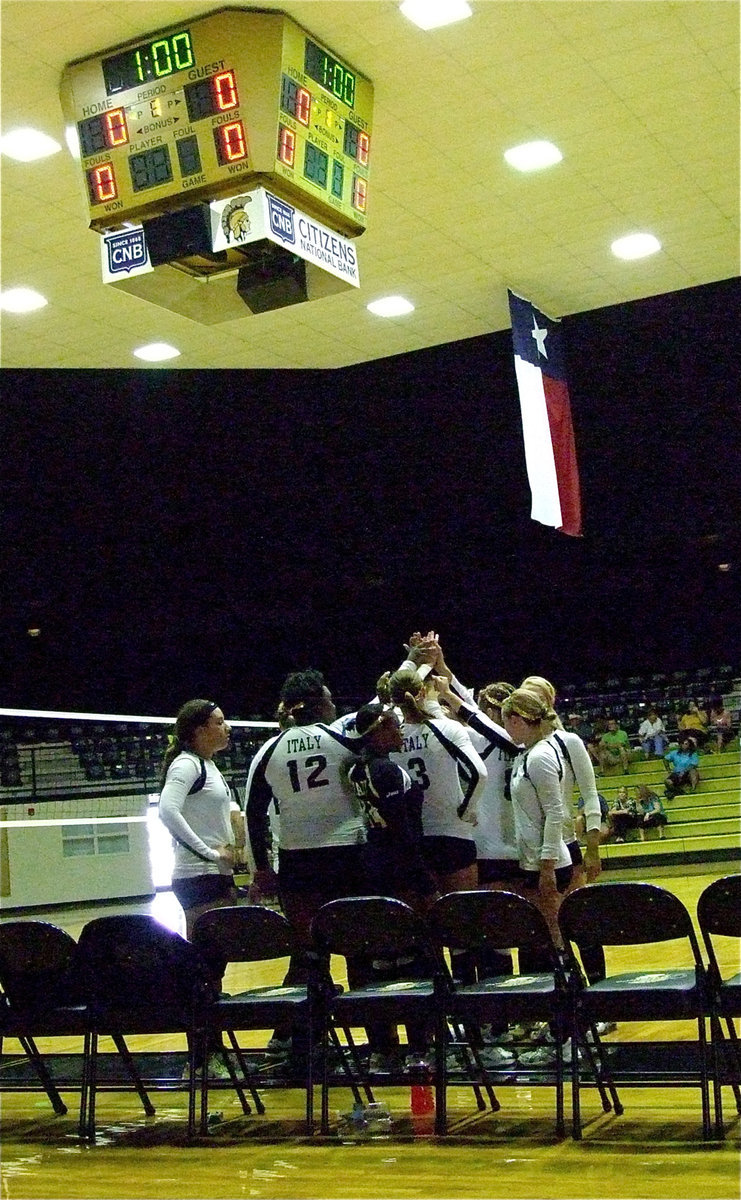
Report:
541,374,582,537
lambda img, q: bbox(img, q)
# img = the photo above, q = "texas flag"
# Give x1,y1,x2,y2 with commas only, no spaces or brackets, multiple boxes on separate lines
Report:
508,289,583,537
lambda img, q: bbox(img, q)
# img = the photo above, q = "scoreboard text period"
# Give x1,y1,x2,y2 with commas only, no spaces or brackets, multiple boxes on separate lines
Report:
60,8,373,238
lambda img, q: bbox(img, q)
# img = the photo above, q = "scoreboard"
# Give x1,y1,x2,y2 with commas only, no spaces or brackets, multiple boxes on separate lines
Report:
60,8,373,238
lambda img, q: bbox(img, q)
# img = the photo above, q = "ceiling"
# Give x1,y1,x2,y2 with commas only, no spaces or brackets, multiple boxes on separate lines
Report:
1,0,738,370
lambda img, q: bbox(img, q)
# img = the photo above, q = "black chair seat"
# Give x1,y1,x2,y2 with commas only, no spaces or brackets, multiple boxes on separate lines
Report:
212,985,309,1028
581,969,703,1020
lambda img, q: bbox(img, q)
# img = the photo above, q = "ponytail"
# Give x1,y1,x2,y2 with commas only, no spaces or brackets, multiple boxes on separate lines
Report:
158,699,217,791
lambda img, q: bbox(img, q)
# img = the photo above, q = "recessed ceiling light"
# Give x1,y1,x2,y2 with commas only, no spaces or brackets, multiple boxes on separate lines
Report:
400,1,472,31
133,343,181,362
0,287,48,313
0,128,61,161
611,233,662,260
504,140,563,172
367,296,415,317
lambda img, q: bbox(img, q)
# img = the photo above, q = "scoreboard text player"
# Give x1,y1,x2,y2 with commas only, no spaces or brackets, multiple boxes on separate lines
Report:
60,7,373,239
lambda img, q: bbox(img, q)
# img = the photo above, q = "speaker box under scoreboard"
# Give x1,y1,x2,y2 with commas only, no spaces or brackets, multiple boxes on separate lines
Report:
144,204,221,267
236,244,308,313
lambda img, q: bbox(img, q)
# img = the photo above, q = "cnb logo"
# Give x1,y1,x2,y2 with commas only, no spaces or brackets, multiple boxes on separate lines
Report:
267,194,295,245
106,228,149,274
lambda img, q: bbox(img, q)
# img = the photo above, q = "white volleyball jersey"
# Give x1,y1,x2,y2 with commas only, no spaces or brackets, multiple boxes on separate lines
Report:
460,706,519,860
548,729,603,839
159,751,233,879
389,716,487,841
509,739,571,872
246,722,365,864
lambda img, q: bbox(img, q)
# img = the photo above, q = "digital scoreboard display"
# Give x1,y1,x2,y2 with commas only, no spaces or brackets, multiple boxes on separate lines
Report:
60,8,373,237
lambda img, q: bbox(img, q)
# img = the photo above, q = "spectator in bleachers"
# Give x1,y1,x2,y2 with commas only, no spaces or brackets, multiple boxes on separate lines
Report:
637,708,668,759
678,700,709,747
607,786,639,842
664,736,700,800
596,717,631,774
586,715,606,767
635,784,668,840
707,697,733,752
567,712,593,745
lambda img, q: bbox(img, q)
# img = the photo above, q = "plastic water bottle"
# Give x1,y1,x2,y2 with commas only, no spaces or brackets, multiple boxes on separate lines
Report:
337,1101,370,1140
408,1060,435,1135
337,1100,392,1139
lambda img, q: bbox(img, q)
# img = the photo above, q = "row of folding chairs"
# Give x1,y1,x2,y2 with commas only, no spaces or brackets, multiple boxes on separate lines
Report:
0,877,739,1141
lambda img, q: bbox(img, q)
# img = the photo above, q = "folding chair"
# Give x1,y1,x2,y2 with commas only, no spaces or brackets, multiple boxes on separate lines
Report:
559,882,712,1139
428,889,619,1138
697,874,741,1137
75,914,214,1139
310,896,448,1134
0,920,88,1116
191,904,326,1134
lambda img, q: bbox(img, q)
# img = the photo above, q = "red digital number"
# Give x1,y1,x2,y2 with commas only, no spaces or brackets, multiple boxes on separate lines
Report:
352,175,367,212
296,86,311,126
104,108,128,147
217,121,247,164
278,125,296,167
88,163,117,203
357,131,370,167
213,70,238,111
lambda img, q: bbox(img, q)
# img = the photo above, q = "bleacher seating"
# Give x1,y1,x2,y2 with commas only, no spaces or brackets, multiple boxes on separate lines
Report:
0,715,277,804
580,745,740,867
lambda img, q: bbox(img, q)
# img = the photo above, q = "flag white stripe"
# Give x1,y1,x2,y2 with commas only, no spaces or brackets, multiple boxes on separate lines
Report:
513,355,563,528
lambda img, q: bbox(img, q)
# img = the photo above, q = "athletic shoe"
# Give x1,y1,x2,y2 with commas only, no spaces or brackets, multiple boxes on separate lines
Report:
594,1021,617,1036
184,1054,233,1080
445,1050,468,1072
479,1044,517,1068
518,1040,579,1067
369,1052,399,1075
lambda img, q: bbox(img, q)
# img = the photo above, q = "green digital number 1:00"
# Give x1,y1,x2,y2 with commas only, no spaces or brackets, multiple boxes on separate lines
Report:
102,30,194,96
304,38,355,108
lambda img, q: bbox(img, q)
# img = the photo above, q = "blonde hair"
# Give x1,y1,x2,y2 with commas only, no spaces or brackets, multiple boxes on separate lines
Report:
520,676,563,730
501,687,557,727
387,666,428,722
477,681,514,716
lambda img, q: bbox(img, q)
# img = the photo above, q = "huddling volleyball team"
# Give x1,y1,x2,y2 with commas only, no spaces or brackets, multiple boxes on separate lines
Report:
158,630,607,1075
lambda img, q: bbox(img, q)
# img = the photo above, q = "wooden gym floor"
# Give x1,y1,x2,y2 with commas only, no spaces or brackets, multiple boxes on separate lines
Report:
0,863,739,1200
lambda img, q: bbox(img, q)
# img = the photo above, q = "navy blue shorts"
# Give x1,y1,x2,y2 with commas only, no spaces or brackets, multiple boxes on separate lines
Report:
278,844,365,895
422,835,477,874
477,858,522,884
171,873,235,911
519,864,573,893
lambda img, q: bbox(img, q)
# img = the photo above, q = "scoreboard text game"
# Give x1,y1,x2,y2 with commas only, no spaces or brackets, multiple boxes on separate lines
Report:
60,8,373,239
